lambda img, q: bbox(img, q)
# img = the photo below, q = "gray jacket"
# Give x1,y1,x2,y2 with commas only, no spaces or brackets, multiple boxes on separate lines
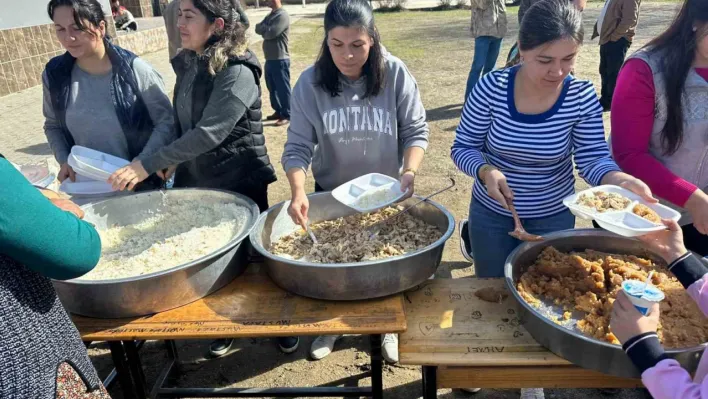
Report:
255,8,289,60
282,52,429,190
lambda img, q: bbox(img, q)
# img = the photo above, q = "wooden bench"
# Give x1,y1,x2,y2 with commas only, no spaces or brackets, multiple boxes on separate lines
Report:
73,268,407,399
399,278,643,398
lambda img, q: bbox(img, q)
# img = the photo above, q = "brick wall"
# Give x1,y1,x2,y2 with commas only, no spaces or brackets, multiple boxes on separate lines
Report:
122,0,155,18
0,24,65,97
0,21,167,98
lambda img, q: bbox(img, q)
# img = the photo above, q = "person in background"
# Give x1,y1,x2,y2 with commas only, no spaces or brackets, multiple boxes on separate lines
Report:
611,219,708,399
43,0,174,188
611,0,708,257
112,0,138,31
164,0,249,61
107,0,283,357
465,0,506,101
0,157,106,398
255,0,291,126
282,0,429,364
592,0,641,111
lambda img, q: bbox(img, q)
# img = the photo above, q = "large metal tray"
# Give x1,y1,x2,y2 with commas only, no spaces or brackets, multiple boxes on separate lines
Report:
505,229,706,378
249,192,455,300
53,189,260,318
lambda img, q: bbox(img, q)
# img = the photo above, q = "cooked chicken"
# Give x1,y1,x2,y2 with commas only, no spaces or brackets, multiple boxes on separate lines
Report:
270,206,441,263
517,247,708,348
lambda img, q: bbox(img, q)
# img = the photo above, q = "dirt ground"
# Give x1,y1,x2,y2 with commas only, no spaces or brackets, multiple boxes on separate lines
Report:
92,2,682,398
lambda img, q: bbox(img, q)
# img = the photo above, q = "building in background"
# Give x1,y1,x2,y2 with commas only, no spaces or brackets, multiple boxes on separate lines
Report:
0,0,168,97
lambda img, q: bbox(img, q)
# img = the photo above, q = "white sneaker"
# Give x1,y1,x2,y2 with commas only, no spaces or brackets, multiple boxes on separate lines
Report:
521,388,545,399
461,388,482,393
382,333,399,363
310,335,342,360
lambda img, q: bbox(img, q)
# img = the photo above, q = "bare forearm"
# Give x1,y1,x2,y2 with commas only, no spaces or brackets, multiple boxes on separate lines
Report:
287,168,307,196
403,146,425,172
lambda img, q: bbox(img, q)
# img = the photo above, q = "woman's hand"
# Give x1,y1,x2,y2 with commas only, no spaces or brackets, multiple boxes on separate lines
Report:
157,165,177,181
108,160,149,191
637,219,689,264
481,167,514,209
685,190,708,235
400,171,415,200
50,198,85,219
288,190,310,230
58,163,76,183
610,291,661,344
602,172,657,203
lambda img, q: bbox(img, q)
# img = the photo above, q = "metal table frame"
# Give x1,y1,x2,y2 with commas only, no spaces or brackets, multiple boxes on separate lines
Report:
106,335,384,399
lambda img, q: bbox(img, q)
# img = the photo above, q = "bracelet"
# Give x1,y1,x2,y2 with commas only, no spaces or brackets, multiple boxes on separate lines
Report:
401,168,417,177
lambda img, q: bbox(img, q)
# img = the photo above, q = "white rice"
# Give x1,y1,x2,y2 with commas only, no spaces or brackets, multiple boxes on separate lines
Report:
353,186,399,209
78,198,249,281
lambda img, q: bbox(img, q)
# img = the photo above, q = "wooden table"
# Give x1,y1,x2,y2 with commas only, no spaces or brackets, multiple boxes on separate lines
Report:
73,269,407,398
398,278,643,398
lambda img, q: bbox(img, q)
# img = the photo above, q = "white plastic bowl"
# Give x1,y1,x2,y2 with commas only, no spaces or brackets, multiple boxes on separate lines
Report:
68,146,130,182
563,185,680,237
331,173,408,213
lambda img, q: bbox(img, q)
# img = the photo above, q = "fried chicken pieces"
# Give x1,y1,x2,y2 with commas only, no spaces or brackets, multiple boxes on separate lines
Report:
517,247,708,348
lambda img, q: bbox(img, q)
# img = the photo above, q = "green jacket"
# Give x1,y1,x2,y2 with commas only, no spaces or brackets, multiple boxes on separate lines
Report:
0,158,101,280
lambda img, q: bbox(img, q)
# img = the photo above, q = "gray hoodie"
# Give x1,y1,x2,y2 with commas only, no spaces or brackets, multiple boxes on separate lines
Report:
281,53,429,190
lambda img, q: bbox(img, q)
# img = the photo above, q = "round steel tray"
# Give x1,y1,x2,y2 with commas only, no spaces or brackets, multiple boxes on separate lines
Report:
249,192,455,300
53,189,260,318
505,229,706,378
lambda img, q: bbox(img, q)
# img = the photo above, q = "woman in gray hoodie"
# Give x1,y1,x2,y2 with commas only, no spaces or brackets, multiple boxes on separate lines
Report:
281,0,430,364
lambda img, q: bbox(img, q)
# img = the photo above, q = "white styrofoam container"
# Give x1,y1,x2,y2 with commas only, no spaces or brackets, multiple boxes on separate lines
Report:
563,185,681,237
331,173,408,213
59,174,118,196
68,146,130,182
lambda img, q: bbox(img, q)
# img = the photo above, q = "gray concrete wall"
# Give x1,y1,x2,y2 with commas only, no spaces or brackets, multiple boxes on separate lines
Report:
0,0,112,30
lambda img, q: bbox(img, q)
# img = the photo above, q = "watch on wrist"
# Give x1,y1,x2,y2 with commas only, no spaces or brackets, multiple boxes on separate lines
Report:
401,167,417,177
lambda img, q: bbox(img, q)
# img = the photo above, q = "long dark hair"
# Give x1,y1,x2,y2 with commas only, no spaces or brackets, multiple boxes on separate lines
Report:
644,0,708,155
518,0,584,51
190,0,248,75
315,0,386,98
47,0,108,39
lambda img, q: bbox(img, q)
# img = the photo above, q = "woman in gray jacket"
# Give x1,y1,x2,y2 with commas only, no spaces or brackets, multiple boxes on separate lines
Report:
281,0,430,364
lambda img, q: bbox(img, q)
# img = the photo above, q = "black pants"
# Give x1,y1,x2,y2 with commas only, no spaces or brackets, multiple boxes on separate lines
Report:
314,182,325,193
599,38,631,109
264,59,291,119
236,184,270,212
592,221,708,257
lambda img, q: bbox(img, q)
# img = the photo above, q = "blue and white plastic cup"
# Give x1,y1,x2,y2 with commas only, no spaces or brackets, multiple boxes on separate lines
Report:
621,280,665,316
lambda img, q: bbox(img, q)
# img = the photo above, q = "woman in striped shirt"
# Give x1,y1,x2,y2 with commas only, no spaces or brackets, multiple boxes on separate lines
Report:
452,0,654,277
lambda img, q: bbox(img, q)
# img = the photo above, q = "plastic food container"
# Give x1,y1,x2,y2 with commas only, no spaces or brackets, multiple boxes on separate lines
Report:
67,146,130,181
563,185,681,237
59,174,118,196
622,280,665,315
331,173,408,213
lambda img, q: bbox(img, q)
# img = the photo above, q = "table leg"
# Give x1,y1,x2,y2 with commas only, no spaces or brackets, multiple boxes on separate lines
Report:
369,334,383,399
422,366,437,399
124,340,149,399
108,341,137,398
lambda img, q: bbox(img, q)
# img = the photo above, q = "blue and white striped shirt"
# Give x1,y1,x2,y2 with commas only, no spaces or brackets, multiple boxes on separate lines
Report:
451,66,620,219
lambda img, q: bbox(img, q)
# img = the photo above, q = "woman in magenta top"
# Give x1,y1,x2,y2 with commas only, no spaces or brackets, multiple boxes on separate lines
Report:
611,0,708,256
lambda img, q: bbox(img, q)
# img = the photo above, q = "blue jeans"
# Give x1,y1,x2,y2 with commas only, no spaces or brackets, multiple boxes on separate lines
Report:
468,198,575,278
465,36,503,100
265,59,291,118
